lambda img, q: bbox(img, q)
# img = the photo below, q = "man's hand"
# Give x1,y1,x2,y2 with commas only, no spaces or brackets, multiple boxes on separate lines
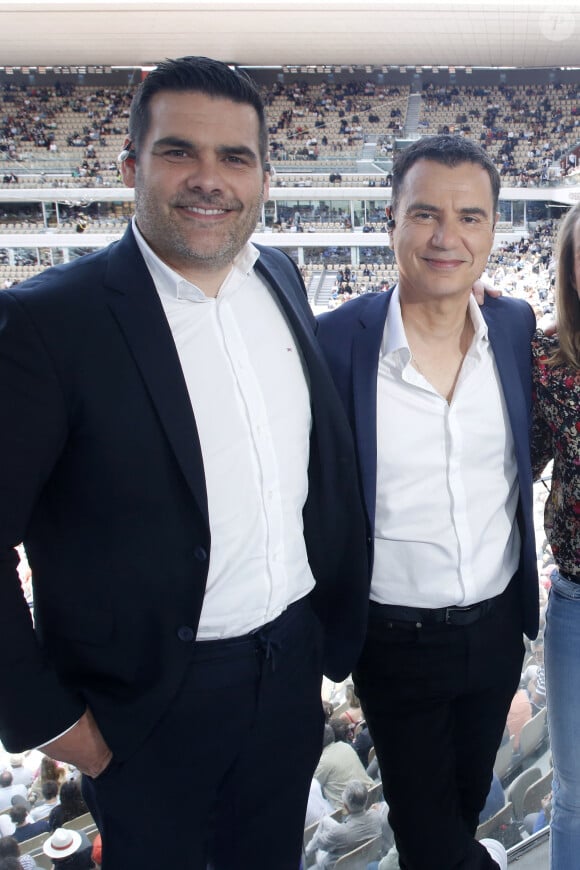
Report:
42,708,112,779
472,277,502,306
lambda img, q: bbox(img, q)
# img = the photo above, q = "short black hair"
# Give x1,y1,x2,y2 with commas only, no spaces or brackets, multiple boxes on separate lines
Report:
391,135,500,216
41,779,59,800
128,56,268,166
8,805,27,825
0,838,20,859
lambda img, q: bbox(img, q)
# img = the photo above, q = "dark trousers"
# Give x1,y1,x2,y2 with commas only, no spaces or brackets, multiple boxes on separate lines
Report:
83,597,325,870
353,583,524,870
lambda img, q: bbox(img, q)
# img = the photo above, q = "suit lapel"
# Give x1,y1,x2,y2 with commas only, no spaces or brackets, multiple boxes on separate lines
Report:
103,228,209,523
351,292,391,531
254,249,321,370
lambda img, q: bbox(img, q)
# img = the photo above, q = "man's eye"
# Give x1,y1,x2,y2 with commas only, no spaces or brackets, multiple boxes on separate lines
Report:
163,150,188,161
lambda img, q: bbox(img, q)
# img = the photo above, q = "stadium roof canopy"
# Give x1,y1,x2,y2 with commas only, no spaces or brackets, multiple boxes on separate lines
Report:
0,1,578,71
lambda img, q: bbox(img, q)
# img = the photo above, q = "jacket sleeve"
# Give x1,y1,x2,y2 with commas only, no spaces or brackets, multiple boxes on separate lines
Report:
0,291,86,750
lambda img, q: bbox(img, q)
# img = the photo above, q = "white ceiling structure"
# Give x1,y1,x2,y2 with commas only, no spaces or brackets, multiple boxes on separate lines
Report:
0,1,579,71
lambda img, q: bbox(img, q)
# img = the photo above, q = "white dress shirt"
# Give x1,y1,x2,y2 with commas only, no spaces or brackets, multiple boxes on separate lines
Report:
371,287,520,609
133,222,315,638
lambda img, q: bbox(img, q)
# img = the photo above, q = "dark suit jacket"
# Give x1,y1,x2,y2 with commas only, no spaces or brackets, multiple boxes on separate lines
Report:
317,289,539,639
0,227,368,757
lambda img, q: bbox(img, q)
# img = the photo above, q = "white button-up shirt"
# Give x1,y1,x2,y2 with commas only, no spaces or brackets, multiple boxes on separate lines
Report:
372,287,520,608
133,222,315,638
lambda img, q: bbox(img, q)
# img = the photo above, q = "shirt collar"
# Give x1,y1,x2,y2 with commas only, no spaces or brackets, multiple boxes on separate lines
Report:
131,217,260,303
382,284,489,363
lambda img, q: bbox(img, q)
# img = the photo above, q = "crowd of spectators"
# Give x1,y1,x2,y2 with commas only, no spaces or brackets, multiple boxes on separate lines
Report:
1,80,132,186
3,73,579,187
0,752,96,868
418,81,580,186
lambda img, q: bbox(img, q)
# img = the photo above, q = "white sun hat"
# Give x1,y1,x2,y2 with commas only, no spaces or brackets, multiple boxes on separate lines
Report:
43,827,82,859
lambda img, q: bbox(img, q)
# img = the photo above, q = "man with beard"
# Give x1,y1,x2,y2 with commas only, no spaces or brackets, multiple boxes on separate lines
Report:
0,57,368,870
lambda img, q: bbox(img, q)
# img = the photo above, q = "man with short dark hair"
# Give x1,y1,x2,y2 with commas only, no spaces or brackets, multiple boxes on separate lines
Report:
0,56,368,870
318,135,538,870
9,805,49,844
30,780,60,822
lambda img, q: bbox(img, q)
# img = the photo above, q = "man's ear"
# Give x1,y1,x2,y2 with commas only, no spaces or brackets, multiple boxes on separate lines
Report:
119,138,136,187
120,159,136,188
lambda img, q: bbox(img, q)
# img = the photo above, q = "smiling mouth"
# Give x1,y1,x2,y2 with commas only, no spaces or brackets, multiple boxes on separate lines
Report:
424,258,465,268
178,205,229,217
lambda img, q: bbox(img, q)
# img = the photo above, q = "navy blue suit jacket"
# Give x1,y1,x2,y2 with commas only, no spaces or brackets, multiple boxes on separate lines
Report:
0,227,368,756
317,289,539,639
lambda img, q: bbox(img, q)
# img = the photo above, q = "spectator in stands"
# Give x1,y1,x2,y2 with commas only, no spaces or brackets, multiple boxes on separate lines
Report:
27,758,66,807
322,701,334,722
0,775,26,813
29,781,59,822
0,56,367,870
90,834,101,868
531,201,580,870
329,716,354,744
0,835,38,870
352,720,374,769
0,858,22,870
43,829,94,870
339,683,364,729
3,759,32,790
0,815,15,840
317,135,539,870
305,778,334,828
314,725,374,809
522,635,546,713
305,780,382,868
523,791,552,836
48,783,88,832
506,688,532,752
8,806,49,844
479,773,505,824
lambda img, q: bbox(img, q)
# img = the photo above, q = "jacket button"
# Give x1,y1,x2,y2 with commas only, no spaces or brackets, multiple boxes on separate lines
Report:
177,626,195,642
194,546,208,562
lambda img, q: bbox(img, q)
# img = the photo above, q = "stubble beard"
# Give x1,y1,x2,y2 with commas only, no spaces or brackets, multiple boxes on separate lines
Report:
134,187,264,274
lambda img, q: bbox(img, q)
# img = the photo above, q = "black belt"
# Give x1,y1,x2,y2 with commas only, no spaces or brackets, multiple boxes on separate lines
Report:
369,593,501,628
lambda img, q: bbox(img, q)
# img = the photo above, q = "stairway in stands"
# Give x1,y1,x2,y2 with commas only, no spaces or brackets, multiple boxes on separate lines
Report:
404,93,422,137
314,270,338,308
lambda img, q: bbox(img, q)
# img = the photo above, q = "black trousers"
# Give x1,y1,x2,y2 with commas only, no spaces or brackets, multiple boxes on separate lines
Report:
353,582,524,870
82,597,325,870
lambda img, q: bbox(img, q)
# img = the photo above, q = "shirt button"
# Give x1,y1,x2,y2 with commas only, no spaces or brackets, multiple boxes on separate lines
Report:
177,626,195,642
194,546,208,562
